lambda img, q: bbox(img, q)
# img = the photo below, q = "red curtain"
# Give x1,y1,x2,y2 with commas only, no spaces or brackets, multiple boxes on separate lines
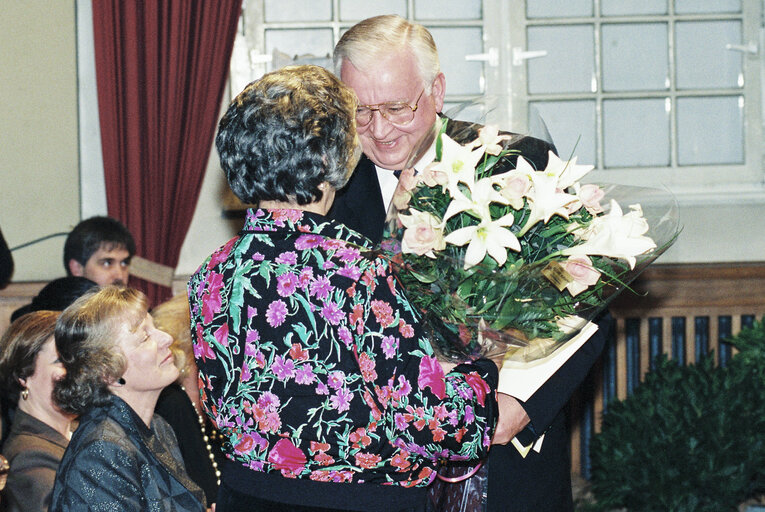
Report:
92,1,242,305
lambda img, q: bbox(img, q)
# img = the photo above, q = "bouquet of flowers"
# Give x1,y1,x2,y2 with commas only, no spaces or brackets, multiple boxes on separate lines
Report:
380,118,680,363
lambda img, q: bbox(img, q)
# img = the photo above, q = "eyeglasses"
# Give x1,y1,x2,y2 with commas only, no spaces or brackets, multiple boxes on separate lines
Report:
355,89,425,127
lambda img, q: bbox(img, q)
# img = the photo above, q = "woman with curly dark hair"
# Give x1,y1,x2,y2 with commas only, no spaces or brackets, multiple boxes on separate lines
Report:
48,286,205,511
0,311,74,512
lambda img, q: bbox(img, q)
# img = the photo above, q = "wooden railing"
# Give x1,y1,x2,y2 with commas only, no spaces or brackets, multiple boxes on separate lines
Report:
4,264,765,481
568,263,765,479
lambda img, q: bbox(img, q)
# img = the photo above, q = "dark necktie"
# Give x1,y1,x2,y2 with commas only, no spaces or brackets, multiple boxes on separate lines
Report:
393,170,402,179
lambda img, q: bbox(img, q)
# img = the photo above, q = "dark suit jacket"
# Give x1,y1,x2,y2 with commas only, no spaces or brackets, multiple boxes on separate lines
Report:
0,228,12,288
2,409,68,512
329,117,610,511
50,395,205,512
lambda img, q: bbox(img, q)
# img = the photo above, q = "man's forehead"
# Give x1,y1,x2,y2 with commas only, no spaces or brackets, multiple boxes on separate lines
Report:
91,244,131,259
341,55,421,102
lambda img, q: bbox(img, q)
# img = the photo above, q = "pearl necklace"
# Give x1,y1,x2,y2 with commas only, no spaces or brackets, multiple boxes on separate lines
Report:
181,385,221,485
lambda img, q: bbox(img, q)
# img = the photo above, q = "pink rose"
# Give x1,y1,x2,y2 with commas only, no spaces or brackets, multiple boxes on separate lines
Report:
268,438,307,477
578,184,605,215
564,255,601,296
420,163,449,188
399,211,445,257
418,356,446,399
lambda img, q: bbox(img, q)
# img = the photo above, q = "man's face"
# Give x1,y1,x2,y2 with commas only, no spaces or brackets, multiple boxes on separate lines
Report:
340,50,445,170
70,245,131,286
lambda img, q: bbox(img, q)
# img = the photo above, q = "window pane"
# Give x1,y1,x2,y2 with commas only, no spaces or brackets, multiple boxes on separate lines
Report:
602,23,668,92
339,0,407,21
527,0,593,18
601,0,667,15
677,96,743,165
415,0,481,20
527,25,595,94
676,21,742,90
675,0,741,14
603,99,670,167
530,100,597,166
429,27,483,95
264,0,331,22
265,29,334,66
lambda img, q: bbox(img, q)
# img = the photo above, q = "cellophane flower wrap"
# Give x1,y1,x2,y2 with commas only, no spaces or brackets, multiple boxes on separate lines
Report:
380,118,680,363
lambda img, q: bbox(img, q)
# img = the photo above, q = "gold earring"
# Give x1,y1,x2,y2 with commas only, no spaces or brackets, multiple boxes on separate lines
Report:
21,388,29,401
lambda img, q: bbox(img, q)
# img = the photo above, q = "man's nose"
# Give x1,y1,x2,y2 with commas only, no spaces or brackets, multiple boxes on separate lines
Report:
368,110,394,139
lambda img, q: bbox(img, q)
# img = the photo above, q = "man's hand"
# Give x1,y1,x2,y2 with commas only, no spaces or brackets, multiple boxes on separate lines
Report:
492,392,530,445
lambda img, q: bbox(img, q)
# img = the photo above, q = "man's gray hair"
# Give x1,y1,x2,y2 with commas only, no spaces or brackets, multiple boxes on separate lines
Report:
333,15,440,92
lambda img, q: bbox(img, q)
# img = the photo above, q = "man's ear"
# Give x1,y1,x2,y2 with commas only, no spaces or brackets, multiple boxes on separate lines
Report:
68,259,84,277
431,72,446,113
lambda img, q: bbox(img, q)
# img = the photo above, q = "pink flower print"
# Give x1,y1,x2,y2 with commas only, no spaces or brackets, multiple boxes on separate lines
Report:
268,438,307,477
271,355,295,381
298,268,314,288
346,283,356,298
394,413,409,431
357,352,377,382
316,381,329,395
349,428,371,449
464,372,490,407
330,387,352,412
391,450,412,471
257,391,280,411
464,404,475,424
275,251,298,265
294,234,323,250
247,306,258,318
213,323,229,348
392,375,412,401
398,320,415,338
355,452,381,469
361,270,376,293
321,301,344,325
241,362,252,382
271,209,303,225
338,326,353,347
295,364,316,385
245,330,260,353
310,276,332,300
349,304,364,334
289,343,309,361
201,272,224,324
370,300,395,328
276,272,299,297
266,300,288,327
387,275,398,296
322,261,336,270
320,238,346,251
337,265,362,280
335,246,361,263
432,404,449,422
381,335,398,359
207,237,238,270
327,371,345,390
418,356,446,399
234,433,267,456
255,350,266,369
193,332,216,362
252,252,265,262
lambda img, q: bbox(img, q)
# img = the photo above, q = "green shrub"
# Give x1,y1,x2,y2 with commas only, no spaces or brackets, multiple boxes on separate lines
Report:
586,317,765,512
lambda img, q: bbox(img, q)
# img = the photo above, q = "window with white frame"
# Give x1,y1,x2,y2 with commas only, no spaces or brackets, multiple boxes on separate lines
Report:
232,0,764,199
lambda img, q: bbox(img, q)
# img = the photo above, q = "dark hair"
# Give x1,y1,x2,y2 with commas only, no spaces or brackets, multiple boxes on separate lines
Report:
63,216,136,274
0,311,59,404
10,276,98,322
53,286,148,416
215,65,360,205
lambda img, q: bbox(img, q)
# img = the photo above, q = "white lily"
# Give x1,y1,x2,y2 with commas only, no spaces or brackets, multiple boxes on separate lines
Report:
444,212,520,269
431,133,484,194
442,175,510,224
545,151,595,190
516,155,579,236
561,200,657,269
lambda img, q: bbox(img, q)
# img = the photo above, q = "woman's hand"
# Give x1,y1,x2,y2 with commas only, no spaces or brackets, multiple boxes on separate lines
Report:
491,392,530,445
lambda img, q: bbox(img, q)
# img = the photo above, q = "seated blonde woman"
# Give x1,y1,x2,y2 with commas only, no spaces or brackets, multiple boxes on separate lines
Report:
0,311,74,512
49,286,205,511
152,293,223,505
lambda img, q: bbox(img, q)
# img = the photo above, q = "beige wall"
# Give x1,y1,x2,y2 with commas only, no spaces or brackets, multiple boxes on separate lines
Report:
0,1,80,282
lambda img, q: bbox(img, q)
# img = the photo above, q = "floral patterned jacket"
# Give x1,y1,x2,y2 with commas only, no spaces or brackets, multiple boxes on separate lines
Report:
188,208,498,488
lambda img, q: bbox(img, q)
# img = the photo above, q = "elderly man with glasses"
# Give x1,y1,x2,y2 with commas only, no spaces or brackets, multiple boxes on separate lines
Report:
328,14,610,512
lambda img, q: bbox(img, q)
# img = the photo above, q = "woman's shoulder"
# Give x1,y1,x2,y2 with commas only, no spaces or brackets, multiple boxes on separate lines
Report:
2,413,69,460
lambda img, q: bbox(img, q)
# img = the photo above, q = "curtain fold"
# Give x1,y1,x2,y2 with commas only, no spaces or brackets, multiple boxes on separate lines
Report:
92,0,242,305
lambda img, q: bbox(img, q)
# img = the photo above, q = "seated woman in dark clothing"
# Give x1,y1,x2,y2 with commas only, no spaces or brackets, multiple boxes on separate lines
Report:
0,311,75,512
152,293,224,505
188,65,512,512
49,286,205,511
